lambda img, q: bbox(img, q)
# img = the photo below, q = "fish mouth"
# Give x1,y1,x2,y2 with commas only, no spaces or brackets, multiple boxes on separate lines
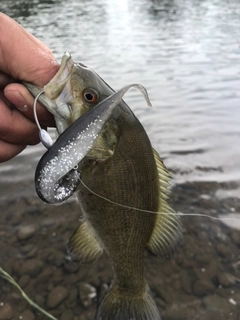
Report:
44,52,74,101
23,53,76,133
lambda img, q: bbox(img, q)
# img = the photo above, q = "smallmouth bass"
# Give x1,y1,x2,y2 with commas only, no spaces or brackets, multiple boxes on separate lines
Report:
24,52,182,320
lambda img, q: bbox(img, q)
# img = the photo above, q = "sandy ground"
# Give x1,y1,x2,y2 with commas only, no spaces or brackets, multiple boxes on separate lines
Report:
0,180,240,320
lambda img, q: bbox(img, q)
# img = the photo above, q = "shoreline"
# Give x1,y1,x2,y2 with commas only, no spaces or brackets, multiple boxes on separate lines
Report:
0,180,240,320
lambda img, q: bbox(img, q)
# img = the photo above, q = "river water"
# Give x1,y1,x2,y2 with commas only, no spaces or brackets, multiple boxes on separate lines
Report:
1,0,240,186
0,1,240,319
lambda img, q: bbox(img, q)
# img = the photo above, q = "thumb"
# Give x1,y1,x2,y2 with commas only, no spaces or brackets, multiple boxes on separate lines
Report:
0,13,59,86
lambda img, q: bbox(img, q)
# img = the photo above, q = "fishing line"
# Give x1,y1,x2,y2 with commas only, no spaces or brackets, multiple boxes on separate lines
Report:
79,178,240,222
33,91,44,131
33,89,239,223
33,91,53,149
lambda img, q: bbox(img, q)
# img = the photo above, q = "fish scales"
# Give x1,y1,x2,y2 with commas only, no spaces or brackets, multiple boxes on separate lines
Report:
79,109,159,291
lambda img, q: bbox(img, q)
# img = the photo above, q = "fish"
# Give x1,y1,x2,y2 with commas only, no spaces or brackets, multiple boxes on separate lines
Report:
34,83,152,204
24,52,182,320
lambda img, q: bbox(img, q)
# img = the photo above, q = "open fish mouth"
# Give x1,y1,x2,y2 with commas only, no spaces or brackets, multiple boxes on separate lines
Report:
23,53,76,131
44,52,74,101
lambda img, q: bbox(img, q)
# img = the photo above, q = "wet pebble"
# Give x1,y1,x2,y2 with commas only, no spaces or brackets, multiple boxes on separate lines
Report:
17,225,36,240
20,244,35,254
37,266,53,283
34,294,45,307
164,299,202,320
193,279,215,296
60,309,74,320
66,287,78,304
216,243,230,257
180,272,192,294
53,250,66,267
18,274,31,288
78,283,97,308
231,231,240,246
47,286,69,308
18,259,44,277
25,247,38,258
64,261,79,273
203,294,230,313
195,253,213,263
217,273,234,287
0,303,14,319
20,309,35,320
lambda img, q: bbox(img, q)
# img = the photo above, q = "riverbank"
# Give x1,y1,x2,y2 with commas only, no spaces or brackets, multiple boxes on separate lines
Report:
0,180,240,320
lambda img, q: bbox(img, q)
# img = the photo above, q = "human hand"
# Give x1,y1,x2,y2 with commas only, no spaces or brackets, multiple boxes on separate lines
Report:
0,13,59,162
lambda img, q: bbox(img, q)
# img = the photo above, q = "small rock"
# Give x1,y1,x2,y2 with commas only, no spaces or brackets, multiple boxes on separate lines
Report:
0,303,14,319
203,294,230,312
155,297,166,309
195,253,213,263
53,250,65,267
78,283,97,308
193,279,215,296
60,309,74,320
17,225,36,240
217,273,234,287
180,273,192,294
66,288,78,306
231,231,240,246
20,309,35,320
20,244,35,254
18,259,44,277
63,261,79,273
216,243,230,257
18,274,31,288
47,286,69,308
232,293,240,304
37,266,53,282
35,294,45,307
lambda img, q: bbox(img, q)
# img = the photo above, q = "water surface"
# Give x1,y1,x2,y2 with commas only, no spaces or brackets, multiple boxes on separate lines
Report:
1,0,240,186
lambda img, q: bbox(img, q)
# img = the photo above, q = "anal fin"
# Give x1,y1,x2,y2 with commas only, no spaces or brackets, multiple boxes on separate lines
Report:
147,149,182,258
147,206,182,259
67,220,103,264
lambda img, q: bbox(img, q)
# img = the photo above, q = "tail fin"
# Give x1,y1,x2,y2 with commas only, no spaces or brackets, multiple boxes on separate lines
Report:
95,283,161,320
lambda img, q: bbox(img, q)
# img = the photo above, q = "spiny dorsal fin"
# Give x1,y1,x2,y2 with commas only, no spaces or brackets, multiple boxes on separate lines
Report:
67,220,103,264
147,148,182,259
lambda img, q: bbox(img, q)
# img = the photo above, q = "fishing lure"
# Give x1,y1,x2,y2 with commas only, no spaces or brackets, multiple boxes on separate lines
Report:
33,84,151,204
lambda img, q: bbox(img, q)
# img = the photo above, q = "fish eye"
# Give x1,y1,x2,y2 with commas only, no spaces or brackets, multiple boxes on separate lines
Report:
83,88,99,103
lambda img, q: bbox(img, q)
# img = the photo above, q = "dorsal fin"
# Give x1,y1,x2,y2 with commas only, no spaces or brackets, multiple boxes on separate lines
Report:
146,148,182,258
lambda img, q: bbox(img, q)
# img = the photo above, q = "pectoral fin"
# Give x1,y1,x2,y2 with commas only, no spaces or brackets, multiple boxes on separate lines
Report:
67,220,103,264
147,149,182,258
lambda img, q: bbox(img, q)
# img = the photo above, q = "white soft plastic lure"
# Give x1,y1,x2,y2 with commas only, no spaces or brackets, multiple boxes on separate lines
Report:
34,84,152,204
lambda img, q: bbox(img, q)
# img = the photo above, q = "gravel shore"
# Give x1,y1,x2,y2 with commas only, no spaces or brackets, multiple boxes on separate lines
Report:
0,180,239,320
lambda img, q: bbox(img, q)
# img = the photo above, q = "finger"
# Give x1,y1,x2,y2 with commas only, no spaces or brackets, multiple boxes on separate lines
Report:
0,71,14,88
4,83,55,127
0,91,13,108
0,13,59,86
0,99,40,145
0,140,26,163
